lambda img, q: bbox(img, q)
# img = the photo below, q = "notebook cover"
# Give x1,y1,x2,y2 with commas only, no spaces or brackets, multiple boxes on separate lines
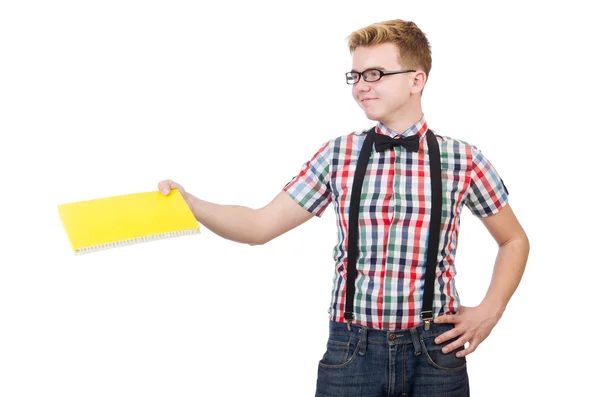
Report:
57,189,200,255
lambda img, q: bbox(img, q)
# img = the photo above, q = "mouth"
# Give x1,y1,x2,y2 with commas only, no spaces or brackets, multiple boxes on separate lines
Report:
360,98,377,103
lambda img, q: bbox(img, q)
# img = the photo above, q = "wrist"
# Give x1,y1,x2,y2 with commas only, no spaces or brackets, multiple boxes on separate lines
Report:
479,298,506,320
183,192,200,219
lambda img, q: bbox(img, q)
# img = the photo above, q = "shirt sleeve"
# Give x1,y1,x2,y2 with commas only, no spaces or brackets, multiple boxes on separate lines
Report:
464,145,510,218
283,140,332,217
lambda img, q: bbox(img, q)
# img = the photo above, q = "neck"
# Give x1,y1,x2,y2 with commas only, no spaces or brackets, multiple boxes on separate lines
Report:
380,99,424,134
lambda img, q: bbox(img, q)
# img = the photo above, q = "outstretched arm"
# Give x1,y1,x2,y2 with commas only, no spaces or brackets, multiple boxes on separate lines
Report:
187,191,314,245
158,180,314,246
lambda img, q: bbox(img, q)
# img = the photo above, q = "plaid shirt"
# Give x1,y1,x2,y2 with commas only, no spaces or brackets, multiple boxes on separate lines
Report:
283,117,509,330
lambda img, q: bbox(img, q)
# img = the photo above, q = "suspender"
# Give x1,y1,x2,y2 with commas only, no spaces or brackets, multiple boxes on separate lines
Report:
343,127,442,331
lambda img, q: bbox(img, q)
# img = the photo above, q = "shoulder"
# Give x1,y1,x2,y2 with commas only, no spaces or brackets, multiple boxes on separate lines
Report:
304,128,368,161
346,126,373,140
318,126,373,150
343,126,375,143
430,128,480,155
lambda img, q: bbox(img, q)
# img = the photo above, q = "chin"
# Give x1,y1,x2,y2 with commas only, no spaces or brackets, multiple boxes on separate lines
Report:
363,110,381,122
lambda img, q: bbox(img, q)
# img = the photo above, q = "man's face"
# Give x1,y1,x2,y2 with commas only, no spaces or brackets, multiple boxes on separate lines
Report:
351,42,416,124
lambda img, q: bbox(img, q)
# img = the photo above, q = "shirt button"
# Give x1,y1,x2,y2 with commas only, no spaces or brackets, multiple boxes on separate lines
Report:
389,334,396,340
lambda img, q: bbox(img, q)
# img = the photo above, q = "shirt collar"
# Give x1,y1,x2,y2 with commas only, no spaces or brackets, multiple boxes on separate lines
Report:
375,116,429,143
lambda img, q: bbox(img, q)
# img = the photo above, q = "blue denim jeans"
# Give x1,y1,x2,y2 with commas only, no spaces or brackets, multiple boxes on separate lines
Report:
315,320,469,397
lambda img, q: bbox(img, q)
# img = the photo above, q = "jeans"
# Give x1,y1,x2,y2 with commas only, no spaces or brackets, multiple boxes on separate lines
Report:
315,320,469,397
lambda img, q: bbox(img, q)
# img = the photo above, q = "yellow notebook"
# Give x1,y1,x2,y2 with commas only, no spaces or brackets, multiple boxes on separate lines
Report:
58,189,200,255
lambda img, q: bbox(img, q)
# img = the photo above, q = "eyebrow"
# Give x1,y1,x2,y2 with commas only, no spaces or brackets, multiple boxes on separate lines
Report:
350,66,388,73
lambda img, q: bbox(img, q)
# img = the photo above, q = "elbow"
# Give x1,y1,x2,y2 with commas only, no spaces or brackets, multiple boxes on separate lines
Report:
523,234,530,252
500,234,530,264
247,237,269,246
253,231,276,246
246,210,275,246
248,239,266,246
500,231,530,250
523,235,531,260
515,233,530,252
246,229,271,246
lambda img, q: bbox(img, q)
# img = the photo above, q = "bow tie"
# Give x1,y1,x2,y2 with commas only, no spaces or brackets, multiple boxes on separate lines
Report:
374,133,420,153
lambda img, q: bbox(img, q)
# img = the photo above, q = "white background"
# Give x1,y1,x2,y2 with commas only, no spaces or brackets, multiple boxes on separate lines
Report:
1,1,598,396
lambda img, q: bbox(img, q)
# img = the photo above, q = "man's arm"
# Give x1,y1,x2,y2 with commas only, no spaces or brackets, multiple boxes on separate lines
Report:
186,190,314,245
174,185,314,246
477,203,530,318
433,203,530,357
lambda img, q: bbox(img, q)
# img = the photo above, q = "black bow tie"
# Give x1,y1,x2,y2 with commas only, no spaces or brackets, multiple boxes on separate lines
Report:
374,133,420,153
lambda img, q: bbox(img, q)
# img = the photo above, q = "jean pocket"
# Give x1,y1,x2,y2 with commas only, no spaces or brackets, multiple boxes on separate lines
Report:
318,331,361,369
420,335,467,371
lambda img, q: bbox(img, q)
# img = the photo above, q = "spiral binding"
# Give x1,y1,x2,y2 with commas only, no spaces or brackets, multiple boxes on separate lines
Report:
74,228,201,255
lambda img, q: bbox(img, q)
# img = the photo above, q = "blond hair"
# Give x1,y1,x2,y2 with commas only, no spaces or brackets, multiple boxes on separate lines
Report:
347,19,432,78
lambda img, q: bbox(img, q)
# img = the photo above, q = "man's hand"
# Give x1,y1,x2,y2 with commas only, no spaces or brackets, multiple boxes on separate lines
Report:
432,304,502,358
157,179,194,208
158,179,185,196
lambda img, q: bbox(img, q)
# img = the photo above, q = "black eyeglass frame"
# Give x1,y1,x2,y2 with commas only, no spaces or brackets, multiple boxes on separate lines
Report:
346,69,417,85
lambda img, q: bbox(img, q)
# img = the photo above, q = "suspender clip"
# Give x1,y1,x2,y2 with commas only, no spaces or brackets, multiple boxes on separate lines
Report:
421,311,433,331
344,312,355,331
423,319,431,331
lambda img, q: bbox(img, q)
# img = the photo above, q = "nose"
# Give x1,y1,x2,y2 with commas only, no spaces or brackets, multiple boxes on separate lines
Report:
353,78,371,93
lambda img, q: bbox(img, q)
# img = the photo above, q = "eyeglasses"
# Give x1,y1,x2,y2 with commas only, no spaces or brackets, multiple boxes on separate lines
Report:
346,68,416,85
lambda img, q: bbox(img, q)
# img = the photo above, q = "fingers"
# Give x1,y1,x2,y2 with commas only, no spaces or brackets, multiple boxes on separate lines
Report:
458,340,479,357
439,332,481,357
157,180,172,195
157,179,183,195
434,313,456,324
434,329,459,345
441,335,469,355
450,337,480,358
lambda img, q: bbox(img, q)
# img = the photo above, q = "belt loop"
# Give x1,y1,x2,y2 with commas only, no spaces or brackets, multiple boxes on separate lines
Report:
410,328,422,356
358,326,368,356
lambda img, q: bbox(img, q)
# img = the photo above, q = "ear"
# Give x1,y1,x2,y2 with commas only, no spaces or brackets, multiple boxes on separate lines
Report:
410,70,427,94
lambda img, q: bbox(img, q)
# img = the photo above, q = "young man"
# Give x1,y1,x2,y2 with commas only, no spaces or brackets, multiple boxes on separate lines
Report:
158,19,529,397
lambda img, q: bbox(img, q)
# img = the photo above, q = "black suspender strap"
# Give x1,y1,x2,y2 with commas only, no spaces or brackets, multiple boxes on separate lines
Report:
421,130,442,330
343,128,376,330
344,128,442,331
